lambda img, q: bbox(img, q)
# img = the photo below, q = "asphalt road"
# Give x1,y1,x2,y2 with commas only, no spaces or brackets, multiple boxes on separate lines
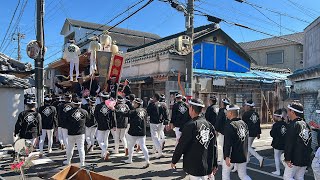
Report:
0,129,316,180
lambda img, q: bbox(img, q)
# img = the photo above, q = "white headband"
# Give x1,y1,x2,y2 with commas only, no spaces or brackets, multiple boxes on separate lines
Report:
273,114,282,117
287,105,303,114
100,93,109,98
316,110,320,114
222,99,230,105
188,100,205,108
44,97,52,101
226,105,240,111
176,94,182,98
73,101,82,105
245,102,255,107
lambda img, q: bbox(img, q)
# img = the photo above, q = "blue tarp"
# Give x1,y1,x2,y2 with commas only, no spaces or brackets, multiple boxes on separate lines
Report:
193,69,290,83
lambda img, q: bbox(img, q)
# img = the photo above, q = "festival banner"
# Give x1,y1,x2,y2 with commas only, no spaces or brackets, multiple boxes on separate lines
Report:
109,54,124,83
96,51,112,89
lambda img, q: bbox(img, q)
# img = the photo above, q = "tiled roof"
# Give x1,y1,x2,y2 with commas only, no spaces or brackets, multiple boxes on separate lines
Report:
0,74,31,89
239,32,304,50
0,53,32,72
125,24,254,64
250,65,291,74
66,19,161,40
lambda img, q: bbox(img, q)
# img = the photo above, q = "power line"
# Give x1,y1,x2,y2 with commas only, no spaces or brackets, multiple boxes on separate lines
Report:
250,4,297,34
45,0,154,63
195,5,280,34
236,0,311,24
195,9,303,44
2,0,29,53
234,0,298,34
0,0,21,51
286,0,318,18
81,0,147,41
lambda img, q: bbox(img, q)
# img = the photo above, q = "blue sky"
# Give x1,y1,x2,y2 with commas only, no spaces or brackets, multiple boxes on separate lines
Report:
0,0,319,66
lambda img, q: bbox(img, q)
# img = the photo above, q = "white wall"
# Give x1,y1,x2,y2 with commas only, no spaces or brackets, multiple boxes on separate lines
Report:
0,88,24,144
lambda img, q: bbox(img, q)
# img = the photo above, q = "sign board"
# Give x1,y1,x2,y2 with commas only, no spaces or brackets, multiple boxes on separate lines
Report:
96,51,112,89
109,54,124,83
26,40,40,59
212,78,226,87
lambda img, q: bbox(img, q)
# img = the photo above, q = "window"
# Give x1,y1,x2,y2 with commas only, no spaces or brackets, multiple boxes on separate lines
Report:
267,50,284,64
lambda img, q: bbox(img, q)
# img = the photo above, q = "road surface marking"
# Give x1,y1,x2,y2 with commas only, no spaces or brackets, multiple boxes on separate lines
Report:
247,167,283,179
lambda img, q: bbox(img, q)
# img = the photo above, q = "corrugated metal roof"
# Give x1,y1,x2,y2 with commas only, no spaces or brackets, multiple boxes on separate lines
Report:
239,32,304,50
194,68,290,82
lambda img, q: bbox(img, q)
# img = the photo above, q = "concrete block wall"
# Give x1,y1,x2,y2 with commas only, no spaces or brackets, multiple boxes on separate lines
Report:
302,93,320,149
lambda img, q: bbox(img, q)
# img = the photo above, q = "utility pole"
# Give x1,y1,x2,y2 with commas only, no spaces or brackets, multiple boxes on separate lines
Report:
35,0,45,107
12,31,25,61
185,0,194,97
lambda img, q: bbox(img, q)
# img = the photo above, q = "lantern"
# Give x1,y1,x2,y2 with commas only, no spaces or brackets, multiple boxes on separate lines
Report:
111,41,119,54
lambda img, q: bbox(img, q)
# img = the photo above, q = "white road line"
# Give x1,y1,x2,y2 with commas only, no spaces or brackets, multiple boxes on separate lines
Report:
247,167,283,179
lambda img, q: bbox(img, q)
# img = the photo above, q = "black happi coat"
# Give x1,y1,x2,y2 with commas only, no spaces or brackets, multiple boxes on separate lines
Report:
171,101,191,129
124,108,147,136
147,101,169,124
65,107,89,135
223,118,249,163
205,104,217,127
106,80,119,98
125,100,134,110
172,116,218,177
59,102,75,129
94,103,114,131
56,101,66,127
83,104,97,128
215,108,227,135
270,121,287,150
123,85,132,97
14,110,42,139
38,104,58,129
284,118,312,167
115,103,130,129
242,109,261,137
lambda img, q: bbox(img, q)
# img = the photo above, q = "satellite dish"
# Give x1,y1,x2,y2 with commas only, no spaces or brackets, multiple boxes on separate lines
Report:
175,35,192,55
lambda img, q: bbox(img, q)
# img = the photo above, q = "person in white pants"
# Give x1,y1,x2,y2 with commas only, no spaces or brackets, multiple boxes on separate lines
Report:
83,96,97,153
270,109,287,176
58,93,74,149
283,103,312,180
63,97,89,167
171,98,218,180
170,93,191,147
215,98,230,164
14,98,42,149
88,36,101,75
94,92,114,160
38,95,58,154
242,100,263,168
312,147,320,180
222,104,251,180
147,93,168,158
122,98,150,168
63,40,81,81
113,97,130,155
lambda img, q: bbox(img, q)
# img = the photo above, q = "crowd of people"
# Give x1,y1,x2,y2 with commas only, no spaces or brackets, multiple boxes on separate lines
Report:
14,85,317,179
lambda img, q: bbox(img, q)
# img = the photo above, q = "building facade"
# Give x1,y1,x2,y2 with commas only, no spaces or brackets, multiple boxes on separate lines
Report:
124,24,291,123
239,32,304,72
289,17,320,148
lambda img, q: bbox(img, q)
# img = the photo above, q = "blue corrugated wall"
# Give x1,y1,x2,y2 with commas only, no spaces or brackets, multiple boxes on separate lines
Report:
193,42,250,73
